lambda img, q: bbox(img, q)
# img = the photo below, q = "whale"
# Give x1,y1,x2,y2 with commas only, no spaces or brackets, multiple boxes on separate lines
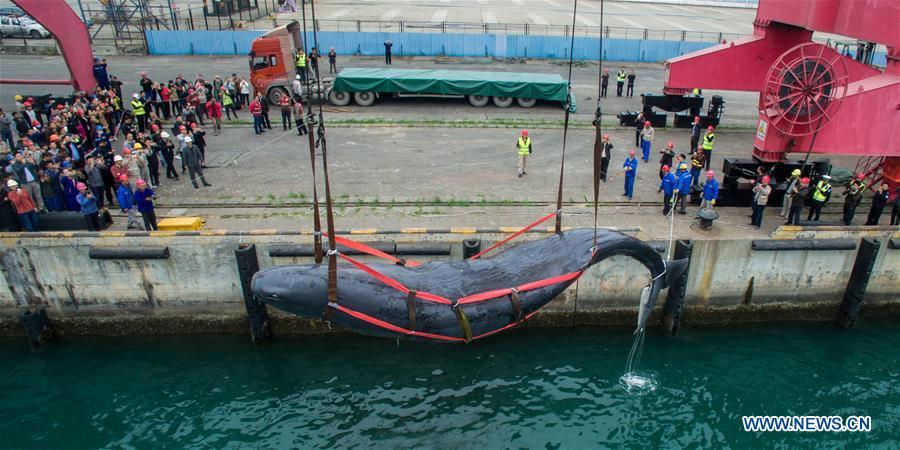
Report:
251,228,688,343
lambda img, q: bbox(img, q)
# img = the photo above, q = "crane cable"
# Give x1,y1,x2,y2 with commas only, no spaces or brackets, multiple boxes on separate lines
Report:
554,0,579,233
298,0,323,263
592,0,605,247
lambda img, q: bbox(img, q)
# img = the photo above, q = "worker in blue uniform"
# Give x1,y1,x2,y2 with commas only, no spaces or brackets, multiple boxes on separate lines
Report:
674,162,692,214
622,149,638,200
660,164,676,215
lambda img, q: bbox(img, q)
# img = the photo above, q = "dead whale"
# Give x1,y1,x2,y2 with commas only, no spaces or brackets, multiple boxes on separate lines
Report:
251,228,687,342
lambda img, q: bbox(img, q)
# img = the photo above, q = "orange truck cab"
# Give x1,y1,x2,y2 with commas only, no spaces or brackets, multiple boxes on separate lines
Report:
249,21,302,105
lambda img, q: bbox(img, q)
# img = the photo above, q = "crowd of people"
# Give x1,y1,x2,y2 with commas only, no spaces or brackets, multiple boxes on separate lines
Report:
0,60,233,232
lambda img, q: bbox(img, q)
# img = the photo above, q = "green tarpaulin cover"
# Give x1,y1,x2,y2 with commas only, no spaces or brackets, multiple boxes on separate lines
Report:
332,68,569,102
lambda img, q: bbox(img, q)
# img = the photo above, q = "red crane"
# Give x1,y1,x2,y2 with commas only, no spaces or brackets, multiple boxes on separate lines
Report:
0,0,97,92
664,0,899,194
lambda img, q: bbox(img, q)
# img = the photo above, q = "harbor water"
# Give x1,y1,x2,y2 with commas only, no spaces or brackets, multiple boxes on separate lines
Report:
1,322,898,448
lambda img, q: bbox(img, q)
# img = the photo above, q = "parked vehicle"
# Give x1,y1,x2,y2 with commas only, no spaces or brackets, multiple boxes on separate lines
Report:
0,6,25,17
0,15,51,38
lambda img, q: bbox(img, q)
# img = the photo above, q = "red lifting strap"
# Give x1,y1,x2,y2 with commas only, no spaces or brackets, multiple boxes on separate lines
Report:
333,304,465,342
324,233,422,267
337,252,452,305
456,270,583,305
467,211,558,260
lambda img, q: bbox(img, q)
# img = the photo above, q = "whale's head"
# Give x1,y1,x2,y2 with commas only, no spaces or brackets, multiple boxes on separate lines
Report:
251,265,329,318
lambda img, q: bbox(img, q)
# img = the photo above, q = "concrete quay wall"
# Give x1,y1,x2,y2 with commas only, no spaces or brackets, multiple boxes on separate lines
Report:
0,228,897,336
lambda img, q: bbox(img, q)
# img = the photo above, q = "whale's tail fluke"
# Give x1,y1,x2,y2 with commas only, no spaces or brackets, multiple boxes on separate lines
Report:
636,258,689,334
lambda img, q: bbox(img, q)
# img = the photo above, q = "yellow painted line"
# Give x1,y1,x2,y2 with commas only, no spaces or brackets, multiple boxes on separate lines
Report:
351,228,378,235
249,229,278,235
200,230,227,236
499,227,521,233
149,231,179,237
99,231,126,237
401,228,428,234
450,227,478,234
61,232,74,238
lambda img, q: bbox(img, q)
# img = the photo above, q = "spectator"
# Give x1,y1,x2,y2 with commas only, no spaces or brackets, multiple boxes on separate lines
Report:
0,175,22,231
328,47,338,73
116,174,142,229
239,78,251,107
658,141,674,180
60,168,80,211
841,173,866,225
250,95,264,135
84,156,107,210
134,179,158,231
206,97,223,135
786,177,810,226
750,176,771,228
182,135,211,189
5,152,44,212
220,88,238,121
259,95,272,129
157,131,178,181
143,137,160,187
384,40,394,65
633,112,644,147
292,75,303,97
0,109,14,149
780,169,801,219
891,187,900,226
76,182,101,231
309,47,320,78
191,123,207,167
626,69,636,97
6,180,38,231
600,69,609,98
280,95,292,131
39,166,63,212
865,183,890,225
92,58,110,89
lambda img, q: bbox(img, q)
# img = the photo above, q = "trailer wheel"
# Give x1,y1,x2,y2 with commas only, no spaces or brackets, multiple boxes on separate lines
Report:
493,96,514,107
468,95,490,107
29,30,42,39
353,91,376,106
267,86,290,106
516,97,537,108
329,90,351,106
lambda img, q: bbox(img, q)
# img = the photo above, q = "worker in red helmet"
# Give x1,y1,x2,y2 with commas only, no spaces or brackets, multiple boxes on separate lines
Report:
841,173,867,225
690,116,702,152
639,120,654,163
701,125,715,170
116,174,142,230
786,177,810,225
659,141,674,180
659,164,676,215
516,129,532,177
700,170,718,210
599,133,613,182
750,175,772,228
622,149,638,200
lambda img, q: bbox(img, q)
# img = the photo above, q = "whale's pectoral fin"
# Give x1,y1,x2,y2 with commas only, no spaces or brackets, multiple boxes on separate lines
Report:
635,258,689,334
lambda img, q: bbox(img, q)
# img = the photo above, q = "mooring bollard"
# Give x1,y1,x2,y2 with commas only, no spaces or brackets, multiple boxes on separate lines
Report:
19,308,54,349
462,239,481,260
664,240,692,336
235,244,271,344
837,238,881,328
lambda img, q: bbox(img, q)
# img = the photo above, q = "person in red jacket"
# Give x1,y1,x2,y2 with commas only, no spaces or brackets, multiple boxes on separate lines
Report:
249,95,264,135
205,97,222,135
6,180,38,231
279,95,292,131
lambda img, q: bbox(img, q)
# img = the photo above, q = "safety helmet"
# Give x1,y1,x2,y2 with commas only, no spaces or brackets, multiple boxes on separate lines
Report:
160,132,170,138
693,116,700,123
151,124,159,131
184,135,193,143
792,169,801,177
822,174,832,180
118,174,129,182
296,75,301,80
800,177,810,184
123,148,132,155
602,134,609,139
629,149,636,156
136,179,147,186
7,180,19,188
49,134,59,142
762,176,770,184
706,170,715,177
666,141,673,149
14,95,22,101
644,121,651,127
679,162,688,170
134,143,143,150
113,155,123,162
707,126,714,131
662,165,669,172
133,93,140,99
76,182,87,190
856,173,865,180
521,130,528,136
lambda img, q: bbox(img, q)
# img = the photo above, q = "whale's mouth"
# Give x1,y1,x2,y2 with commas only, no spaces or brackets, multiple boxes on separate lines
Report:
251,265,328,317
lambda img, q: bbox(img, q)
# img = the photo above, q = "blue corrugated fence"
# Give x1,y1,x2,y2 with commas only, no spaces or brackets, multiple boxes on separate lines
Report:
146,30,722,62
145,30,887,65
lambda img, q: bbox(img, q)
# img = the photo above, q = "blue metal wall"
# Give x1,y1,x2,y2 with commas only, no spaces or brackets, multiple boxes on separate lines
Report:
146,30,720,62
145,30,887,66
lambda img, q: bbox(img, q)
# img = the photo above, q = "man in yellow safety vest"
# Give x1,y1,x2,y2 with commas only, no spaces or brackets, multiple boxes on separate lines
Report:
516,129,532,178
807,174,832,221
616,67,627,97
130,93,147,133
701,125,715,170
295,50,307,83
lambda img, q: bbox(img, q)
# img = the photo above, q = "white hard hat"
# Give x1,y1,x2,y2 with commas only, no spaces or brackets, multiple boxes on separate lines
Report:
7,180,18,188
296,75,301,80
132,93,139,99
160,131,170,138
822,174,832,180
113,155,123,162
184,135,193,143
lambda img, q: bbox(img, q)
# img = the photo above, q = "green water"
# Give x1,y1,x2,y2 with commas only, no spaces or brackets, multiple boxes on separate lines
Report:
1,322,898,449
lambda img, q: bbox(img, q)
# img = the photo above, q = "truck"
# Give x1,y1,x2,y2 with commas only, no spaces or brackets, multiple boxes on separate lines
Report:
248,21,572,110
